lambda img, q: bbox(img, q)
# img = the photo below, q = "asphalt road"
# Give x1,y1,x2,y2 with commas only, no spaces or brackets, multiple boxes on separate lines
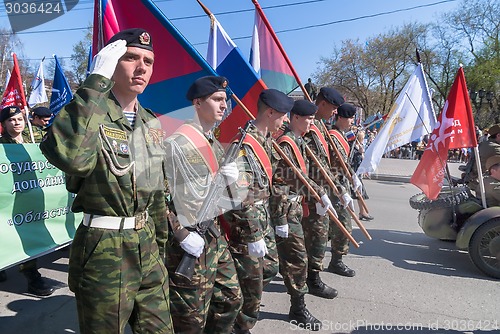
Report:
1,161,499,334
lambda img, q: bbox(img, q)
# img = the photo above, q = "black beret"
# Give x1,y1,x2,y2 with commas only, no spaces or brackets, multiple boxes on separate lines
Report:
337,103,357,118
186,76,228,100
259,89,294,114
0,106,22,123
319,87,344,106
107,28,153,52
32,106,52,117
291,99,318,116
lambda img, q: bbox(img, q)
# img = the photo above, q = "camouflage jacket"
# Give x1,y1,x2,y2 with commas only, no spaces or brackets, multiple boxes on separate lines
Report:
22,124,45,143
39,74,168,250
271,127,325,226
163,121,225,240
0,131,32,144
303,119,346,197
223,122,278,243
328,124,355,190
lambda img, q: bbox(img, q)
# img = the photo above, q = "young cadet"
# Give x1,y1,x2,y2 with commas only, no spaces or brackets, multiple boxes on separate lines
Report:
302,87,346,299
327,103,363,277
40,29,174,333
163,76,242,333
23,106,53,143
224,89,293,334
272,99,334,331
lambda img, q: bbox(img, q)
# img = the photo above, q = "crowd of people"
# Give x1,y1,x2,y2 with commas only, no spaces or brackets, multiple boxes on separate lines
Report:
1,27,498,334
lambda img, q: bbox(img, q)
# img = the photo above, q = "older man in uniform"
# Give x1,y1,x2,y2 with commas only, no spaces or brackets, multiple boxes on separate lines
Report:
40,29,173,333
479,155,500,207
272,99,334,331
327,103,362,277
302,87,346,299
163,76,242,333
224,89,292,334
467,124,500,187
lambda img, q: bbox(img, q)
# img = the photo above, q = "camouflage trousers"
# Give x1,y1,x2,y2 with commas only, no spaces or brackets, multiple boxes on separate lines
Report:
68,219,173,334
329,203,352,255
165,224,242,334
301,201,329,273
230,219,279,330
275,200,308,297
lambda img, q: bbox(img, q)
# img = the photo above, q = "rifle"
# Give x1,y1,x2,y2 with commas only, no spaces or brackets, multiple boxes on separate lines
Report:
175,120,252,280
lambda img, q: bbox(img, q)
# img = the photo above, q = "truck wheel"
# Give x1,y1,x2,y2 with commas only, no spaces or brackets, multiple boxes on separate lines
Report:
469,218,500,279
409,186,471,211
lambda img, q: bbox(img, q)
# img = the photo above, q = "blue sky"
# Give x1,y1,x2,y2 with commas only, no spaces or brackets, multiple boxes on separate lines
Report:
1,0,461,82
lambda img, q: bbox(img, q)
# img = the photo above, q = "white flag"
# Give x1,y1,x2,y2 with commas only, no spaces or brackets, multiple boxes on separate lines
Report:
27,59,48,107
4,69,11,90
357,63,436,175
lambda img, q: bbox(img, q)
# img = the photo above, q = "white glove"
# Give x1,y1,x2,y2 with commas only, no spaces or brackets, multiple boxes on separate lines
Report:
315,193,333,216
352,174,363,193
180,232,205,258
248,239,268,258
90,40,127,79
341,192,355,211
219,161,239,185
275,224,289,238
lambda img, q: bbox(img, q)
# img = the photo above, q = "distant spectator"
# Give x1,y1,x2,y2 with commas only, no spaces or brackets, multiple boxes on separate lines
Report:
304,78,318,100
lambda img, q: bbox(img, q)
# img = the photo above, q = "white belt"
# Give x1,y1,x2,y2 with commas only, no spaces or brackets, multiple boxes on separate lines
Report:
254,199,265,205
83,212,148,230
287,195,302,202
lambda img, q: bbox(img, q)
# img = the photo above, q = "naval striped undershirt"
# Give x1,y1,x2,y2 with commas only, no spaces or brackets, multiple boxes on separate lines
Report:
123,110,137,128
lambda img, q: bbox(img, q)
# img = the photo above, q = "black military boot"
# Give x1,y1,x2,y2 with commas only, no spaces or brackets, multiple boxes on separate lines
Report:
289,295,321,331
307,271,338,299
231,322,251,334
327,253,355,277
23,268,55,296
0,270,7,282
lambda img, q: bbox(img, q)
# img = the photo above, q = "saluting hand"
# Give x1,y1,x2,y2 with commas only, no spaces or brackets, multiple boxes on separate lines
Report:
90,40,127,80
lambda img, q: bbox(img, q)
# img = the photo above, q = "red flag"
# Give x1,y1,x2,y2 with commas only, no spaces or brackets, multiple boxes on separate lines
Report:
1,53,27,110
410,67,477,199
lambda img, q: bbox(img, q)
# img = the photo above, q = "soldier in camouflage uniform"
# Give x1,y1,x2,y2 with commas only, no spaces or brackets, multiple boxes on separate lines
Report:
224,89,292,334
302,87,346,299
327,103,363,277
272,99,335,331
40,29,174,333
163,76,242,334
22,106,52,143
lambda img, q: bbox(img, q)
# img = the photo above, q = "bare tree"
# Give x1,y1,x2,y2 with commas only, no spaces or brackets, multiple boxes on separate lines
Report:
315,23,431,117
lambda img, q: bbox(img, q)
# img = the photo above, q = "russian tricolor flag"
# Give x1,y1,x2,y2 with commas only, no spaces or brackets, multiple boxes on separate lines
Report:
93,0,218,134
206,14,268,143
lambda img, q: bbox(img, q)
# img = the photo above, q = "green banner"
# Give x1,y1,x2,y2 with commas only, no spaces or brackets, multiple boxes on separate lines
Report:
0,143,82,270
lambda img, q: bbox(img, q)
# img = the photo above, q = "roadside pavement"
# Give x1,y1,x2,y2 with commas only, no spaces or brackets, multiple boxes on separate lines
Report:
367,157,463,183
